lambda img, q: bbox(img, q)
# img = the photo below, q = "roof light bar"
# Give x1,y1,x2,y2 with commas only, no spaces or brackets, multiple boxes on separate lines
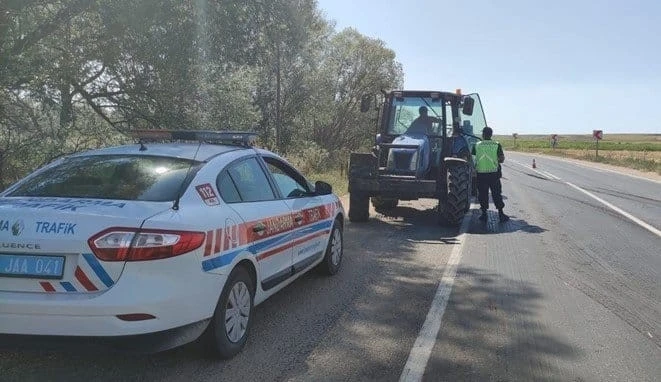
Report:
127,129,259,147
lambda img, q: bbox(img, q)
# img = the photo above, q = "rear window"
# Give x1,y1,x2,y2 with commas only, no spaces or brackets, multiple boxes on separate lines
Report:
7,155,202,202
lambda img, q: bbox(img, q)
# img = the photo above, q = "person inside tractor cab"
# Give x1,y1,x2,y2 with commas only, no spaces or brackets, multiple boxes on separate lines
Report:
406,106,441,135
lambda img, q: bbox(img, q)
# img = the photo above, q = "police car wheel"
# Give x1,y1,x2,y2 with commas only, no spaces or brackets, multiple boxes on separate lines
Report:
318,219,343,275
203,266,254,359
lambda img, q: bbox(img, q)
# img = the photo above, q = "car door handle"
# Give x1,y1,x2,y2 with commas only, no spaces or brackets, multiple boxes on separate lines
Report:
253,223,266,233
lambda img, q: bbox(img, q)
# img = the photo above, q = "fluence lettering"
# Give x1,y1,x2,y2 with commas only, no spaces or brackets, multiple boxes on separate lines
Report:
1,242,41,250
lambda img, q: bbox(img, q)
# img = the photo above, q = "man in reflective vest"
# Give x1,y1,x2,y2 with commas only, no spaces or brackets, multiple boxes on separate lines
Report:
471,126,510,222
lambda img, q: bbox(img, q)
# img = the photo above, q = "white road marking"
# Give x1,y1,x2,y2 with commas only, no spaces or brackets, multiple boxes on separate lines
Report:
507,158,659,237
399,204,475,382
565,181,661,238
508,159,561,181
510,152,661,185
539,170,561,180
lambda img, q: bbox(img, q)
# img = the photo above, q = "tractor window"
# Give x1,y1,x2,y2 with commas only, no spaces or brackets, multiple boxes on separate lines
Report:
386,96,444,136
445,103,454,136
460,94,487,138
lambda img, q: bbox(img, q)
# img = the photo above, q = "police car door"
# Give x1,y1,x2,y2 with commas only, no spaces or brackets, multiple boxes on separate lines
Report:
217,156,294,292
260,156,330,273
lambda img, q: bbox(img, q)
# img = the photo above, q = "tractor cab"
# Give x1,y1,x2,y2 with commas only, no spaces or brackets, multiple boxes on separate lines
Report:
363,90,483,179
350,89,489,226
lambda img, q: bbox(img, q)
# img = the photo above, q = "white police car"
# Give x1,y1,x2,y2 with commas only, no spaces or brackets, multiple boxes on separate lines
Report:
0,130,344,358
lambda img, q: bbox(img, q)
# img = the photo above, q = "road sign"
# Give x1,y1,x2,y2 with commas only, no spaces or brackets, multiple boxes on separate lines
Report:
512,133,518,138
592,130,603,157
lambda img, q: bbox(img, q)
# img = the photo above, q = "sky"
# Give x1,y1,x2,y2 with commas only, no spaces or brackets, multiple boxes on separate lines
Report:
316,0,661,135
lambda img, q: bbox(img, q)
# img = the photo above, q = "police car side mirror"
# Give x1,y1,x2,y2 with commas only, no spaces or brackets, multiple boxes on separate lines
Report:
314,181,333,195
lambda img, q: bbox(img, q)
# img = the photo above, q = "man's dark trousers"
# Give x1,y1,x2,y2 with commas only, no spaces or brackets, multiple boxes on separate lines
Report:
476,172,504,211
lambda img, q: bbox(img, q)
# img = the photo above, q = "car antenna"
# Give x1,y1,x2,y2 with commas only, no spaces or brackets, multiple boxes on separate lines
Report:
172,139,203,211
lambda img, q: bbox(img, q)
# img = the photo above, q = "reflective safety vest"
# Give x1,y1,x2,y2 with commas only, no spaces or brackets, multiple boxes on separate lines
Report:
475,140,500,173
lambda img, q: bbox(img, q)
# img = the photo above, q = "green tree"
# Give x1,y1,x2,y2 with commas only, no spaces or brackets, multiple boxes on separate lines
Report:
0,0,404,187
304,28,403,155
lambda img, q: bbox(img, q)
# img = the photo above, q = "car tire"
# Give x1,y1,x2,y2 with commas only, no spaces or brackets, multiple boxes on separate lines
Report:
318,219,343,275
203,266,254,359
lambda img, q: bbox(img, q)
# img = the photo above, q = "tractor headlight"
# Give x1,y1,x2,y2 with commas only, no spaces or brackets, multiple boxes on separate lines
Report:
387,149,394,169
409,150,419,171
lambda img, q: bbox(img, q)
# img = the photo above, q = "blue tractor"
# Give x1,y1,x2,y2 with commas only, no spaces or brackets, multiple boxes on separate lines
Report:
348,89,486,226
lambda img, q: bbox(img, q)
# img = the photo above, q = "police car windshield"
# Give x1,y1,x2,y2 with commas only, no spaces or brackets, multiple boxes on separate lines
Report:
7,155,202,202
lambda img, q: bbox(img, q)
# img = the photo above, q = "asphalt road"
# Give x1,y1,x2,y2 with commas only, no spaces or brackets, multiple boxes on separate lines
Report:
425,152,660,381
1,153,659,381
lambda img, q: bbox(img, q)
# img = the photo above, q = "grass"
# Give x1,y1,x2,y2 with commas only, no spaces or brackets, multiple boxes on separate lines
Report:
495,134,661,175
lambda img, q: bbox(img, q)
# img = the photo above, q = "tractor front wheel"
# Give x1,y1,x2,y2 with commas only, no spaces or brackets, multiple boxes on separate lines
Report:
438,164,471,227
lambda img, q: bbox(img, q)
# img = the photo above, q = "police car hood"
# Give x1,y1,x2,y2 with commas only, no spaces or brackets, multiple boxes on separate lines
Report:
0,197,170,294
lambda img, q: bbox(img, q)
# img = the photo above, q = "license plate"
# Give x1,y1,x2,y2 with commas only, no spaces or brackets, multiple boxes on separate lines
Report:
0,254,65,279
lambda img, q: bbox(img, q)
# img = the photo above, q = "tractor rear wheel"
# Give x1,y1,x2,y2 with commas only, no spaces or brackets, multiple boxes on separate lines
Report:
371,197,398,212
438,164,470,227
349,192,369,222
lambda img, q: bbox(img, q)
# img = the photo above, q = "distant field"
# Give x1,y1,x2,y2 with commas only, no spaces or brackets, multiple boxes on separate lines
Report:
496,133,661,142
493,134,661,174
495,134,661,151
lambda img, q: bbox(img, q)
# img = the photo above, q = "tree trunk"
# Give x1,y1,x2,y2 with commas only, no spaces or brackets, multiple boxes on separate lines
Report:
60,81,73,128
275,44,281,152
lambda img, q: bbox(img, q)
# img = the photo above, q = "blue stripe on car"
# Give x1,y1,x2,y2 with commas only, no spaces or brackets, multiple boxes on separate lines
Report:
82,253,115,287
202,219,333,272
60,282,77,292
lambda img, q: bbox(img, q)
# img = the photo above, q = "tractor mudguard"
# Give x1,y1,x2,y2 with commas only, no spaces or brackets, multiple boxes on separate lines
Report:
443,157,468,167
452,135,470,155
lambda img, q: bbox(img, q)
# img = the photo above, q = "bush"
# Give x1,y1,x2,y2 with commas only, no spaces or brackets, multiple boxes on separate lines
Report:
285,141,331,174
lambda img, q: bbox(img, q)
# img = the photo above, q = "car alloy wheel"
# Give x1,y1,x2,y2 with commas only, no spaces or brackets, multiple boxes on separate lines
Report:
225,281,251,343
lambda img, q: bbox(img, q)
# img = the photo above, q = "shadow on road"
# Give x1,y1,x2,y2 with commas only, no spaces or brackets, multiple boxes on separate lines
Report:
424,266,581,381
0,206,575,382
372,204,462,244
470,211,547,235
0,203,457,381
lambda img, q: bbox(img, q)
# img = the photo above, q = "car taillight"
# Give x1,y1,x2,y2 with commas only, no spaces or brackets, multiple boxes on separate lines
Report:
88,228,206,261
